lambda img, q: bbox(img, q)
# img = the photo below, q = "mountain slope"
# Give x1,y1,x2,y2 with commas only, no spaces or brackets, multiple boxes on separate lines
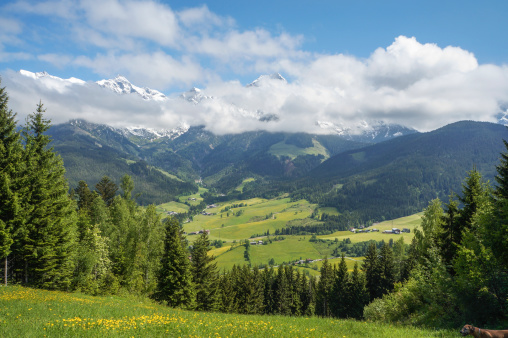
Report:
291,121,508,222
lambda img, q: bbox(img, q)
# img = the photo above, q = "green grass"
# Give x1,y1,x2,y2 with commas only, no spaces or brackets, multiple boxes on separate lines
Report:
268,139,329,160
183,197,317,242
235,177,255,192
318,213,423,243
0,285,456,337
176,186,208,206
156,201,190,214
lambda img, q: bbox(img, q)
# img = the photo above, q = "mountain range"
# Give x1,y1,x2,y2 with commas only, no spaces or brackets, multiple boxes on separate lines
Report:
17,70,508,222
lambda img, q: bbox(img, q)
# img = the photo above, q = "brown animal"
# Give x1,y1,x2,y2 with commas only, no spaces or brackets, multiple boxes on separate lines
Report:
460,324,508,338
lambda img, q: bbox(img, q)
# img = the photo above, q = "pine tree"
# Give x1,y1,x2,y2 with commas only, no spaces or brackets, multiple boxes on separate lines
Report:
439,195,460,267
95,176,118,207
346,262,368,319
331,254,349,318
316,257,334,316
378,241,395,296
219,270,237,313
274,264,291,315
75,180,95,214
155,218,195,309
362,242,381,301
191,231,220,311
0,80,23,286
15,102,77,289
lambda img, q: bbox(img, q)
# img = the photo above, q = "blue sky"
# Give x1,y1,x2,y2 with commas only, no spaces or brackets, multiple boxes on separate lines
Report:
1,0,508,134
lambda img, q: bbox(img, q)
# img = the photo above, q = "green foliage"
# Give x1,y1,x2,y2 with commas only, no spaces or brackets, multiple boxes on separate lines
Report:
155,218,195,309
191,231,219,311
12,102,77,290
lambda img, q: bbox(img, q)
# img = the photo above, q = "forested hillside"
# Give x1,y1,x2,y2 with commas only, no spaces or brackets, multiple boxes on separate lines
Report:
290,121,508,223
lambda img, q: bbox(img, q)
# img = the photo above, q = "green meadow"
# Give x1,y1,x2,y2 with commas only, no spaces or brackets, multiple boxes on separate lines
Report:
0,285,456,337
268,139,330,160
317,213,423,243
184,197,317,242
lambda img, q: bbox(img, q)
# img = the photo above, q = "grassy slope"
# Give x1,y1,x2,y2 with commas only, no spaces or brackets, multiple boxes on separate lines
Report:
0,285,456,337
317,213,423,243
184,197,317,242
268,139,329,160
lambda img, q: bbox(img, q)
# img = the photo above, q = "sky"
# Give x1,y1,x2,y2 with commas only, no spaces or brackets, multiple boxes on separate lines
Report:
1,0,508,134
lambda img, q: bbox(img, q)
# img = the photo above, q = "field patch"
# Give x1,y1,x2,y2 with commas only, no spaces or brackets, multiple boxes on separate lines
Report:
268,139,329,160
318,213,423,243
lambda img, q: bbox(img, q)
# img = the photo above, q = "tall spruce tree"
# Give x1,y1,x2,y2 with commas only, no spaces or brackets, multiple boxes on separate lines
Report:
362,242,382,301
331,254,349,318
95,176,118,207
15,102,77,289
155,217,195,309
191,231,219,311
0,80,23,286
316,257,334,317
346,262,369,319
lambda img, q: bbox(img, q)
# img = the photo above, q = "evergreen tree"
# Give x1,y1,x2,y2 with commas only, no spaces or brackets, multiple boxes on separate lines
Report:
439,195,460,267
346,262,368,319
362,242,381,301
75,180,95,214
316,257,334,316
274,264,291,315
219,270,237,313
331,254,349,318
378,241,395,296
95,176,118,207
154,218,195,309
0,80,23,286
191,231,220,311
15,102,77,289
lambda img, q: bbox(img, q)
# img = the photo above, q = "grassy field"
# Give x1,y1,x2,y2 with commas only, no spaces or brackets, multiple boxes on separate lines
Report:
0,285,456,337
268,139,329,160
317,213,423,243
184,197,317,242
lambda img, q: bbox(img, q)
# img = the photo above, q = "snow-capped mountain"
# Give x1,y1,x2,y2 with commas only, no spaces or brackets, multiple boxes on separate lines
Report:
19,69,85,85
119,124,190,141
96,75,166,102
180,87,213,104
317,120,416,142
247,73,287,87
19,69,416,142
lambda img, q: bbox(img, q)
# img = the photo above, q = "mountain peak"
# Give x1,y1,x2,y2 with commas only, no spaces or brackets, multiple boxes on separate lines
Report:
247,73,287,87
96,75,166,101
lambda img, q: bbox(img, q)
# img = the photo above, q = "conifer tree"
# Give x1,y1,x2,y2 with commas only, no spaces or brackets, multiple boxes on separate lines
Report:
15,102,77,289
346,262,368,319
316,257,334,316
378,241,395,296
95,176,118,207
219,270,237,313
274,264,291,315
331,254,349,318
155,218,195,309
0,80,23,286
75,180,95,214
191,231,219,311
362,242,381,301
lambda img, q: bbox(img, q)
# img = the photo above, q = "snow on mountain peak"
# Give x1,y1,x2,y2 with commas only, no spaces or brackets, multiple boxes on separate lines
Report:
247,73,287,87
96,75,166,101
19,69,85,85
